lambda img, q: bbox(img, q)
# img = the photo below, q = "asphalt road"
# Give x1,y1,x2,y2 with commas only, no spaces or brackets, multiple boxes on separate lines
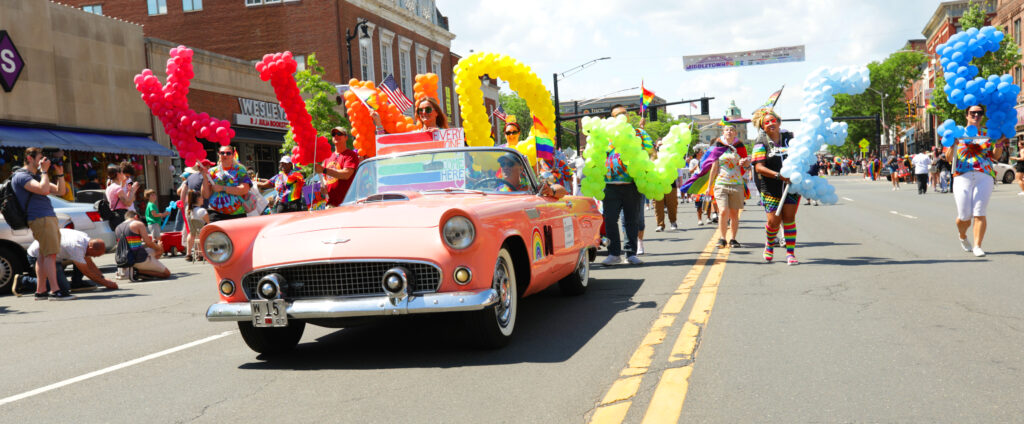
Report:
1,175,1022,423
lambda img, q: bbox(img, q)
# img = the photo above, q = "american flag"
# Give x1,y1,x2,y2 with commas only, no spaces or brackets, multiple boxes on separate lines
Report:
380,74,414,112
493,104,508,122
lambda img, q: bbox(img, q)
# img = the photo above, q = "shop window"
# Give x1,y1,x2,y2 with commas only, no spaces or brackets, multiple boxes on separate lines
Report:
148,0,167,15
82,4,103,15
183,0,202,12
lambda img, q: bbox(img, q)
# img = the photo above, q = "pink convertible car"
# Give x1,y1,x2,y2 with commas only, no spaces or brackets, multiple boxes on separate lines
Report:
204,147,601,354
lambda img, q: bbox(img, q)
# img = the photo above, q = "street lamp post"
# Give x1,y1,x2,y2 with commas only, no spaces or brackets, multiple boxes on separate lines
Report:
345,19,370,81
867,87,889,156
553,57,610,151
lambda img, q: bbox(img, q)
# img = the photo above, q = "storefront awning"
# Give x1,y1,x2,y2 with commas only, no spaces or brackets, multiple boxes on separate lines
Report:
0,125,175,156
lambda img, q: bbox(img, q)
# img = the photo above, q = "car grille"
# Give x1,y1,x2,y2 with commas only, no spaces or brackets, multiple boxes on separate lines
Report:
241,261,442,299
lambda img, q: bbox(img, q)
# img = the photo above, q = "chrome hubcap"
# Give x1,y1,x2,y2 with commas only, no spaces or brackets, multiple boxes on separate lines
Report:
0,257,12,287
577,254,588,286
494,257,512,327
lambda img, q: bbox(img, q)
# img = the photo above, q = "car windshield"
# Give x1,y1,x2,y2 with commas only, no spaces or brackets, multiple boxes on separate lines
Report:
343,149,536,204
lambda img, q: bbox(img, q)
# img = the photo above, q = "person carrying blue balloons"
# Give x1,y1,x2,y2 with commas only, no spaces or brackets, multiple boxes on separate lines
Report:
943,105,1006,257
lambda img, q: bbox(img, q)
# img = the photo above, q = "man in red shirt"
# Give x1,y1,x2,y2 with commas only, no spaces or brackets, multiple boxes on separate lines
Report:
315,126,360,206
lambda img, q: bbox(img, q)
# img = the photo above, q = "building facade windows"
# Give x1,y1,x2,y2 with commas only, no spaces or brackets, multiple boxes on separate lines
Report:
294,54,306,72
379,28,396,81
183,0,203,12
1015,19,1021,45
82,4,102,14
148,0,167,15
398,37,414,104
431,51,444,106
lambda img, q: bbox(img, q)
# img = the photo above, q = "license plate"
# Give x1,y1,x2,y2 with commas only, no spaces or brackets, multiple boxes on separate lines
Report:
251,299,288,327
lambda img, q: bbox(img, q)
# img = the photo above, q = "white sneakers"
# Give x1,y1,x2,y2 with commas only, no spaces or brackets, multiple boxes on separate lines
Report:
959,238,971,252
959,236,987,257
625,255,644,265
973,246,986,257
601,255,622,266
669,223,678,231
637,240,645,255
655,225,664,232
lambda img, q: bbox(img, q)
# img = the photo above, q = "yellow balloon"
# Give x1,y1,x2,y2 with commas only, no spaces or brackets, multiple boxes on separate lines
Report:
454,52,556,147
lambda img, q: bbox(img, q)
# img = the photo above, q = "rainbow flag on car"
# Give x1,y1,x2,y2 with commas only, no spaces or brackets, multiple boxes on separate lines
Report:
532,116,554,161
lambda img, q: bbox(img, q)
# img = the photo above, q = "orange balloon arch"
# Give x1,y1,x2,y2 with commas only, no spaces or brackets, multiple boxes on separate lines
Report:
342,73,440,157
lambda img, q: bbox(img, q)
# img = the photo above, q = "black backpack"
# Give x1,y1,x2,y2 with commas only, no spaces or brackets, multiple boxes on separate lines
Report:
95,198,115,221
0,173,33,230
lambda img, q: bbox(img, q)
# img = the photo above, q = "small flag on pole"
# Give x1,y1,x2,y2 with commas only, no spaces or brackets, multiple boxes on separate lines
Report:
641,81,655,114
532,116,554,161
349,86,382,111
493,104,508,122
380,74,414,112
761,85,784,109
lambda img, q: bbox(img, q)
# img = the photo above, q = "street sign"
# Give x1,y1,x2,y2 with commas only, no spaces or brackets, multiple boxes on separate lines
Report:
0,31,24,93
860,146,868,153
858,138,870,149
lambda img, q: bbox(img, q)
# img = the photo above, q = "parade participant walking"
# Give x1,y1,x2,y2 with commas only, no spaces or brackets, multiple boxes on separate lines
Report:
912,150,933,194
653,143,678,232
600,105,645,265
258,155,305,213
946,105,1005,257
11,148,70,299
202,145,253,222
886,156,900,190
316,127,360,207
751,108,801,265
706,124,750,247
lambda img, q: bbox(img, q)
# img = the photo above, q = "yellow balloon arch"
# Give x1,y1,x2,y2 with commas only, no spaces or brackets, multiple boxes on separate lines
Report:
453,52,555,165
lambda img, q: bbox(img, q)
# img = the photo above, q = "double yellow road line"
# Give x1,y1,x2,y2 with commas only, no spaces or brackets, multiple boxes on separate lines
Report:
589,231,733,424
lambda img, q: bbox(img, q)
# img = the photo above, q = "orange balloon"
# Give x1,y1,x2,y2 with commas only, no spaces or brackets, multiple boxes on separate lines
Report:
349,78,359,86
427,74,438,85
415,75,425,84
413,82,423,92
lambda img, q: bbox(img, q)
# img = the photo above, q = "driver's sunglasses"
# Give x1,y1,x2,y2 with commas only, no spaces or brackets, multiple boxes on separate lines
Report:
218,151,233,156
417,107,434,114
505,131,519,135
969,110,985,117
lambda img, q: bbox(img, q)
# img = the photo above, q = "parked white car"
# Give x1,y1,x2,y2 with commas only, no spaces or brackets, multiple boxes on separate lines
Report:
48,195,116,251
0,214,72,294
993,162,1016,184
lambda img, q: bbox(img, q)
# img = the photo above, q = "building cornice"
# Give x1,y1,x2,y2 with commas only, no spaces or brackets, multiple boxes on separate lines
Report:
346,0,455,48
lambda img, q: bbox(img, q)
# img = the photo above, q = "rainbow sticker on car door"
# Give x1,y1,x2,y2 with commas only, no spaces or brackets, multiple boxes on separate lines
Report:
532,228,544,262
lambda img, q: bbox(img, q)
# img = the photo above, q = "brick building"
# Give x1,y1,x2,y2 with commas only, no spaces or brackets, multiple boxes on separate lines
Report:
995,0,1024,144
920,0,997,147
62,0,458,116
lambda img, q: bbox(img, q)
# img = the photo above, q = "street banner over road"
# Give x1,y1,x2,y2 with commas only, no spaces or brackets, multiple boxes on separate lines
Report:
683,45,805,71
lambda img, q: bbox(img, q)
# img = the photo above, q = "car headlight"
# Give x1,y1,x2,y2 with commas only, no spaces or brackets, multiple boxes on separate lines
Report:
442,216,475,249
204,231,233,263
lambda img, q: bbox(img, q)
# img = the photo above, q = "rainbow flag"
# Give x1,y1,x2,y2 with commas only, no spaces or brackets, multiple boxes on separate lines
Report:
641,81,655,115
533,116,555,161
349,85,382,111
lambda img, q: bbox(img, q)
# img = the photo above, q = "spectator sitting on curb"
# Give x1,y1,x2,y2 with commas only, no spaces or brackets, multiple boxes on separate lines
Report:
12,228,118,296
114,210,171,280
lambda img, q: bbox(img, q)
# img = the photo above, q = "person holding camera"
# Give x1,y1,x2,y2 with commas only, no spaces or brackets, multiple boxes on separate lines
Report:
12,147,71,299
105,161,139,230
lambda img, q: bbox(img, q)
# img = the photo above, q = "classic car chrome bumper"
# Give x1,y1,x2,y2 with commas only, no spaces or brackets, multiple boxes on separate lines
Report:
206,288,499,321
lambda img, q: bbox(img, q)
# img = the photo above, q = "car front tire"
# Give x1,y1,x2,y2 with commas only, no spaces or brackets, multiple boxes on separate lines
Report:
467,247,517,348
0,245,28,295
237,320,305,355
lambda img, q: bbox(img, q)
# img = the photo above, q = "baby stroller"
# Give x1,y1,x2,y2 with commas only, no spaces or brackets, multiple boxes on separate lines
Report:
938,170,951,193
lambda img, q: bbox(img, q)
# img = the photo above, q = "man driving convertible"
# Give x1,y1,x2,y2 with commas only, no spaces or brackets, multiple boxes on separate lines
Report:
496,152,566,198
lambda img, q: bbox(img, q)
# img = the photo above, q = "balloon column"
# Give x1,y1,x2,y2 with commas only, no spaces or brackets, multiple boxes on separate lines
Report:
134,46,234,166
413,73,440,102
936,26,1021,146
256,52,331,166
342,80,385,157
454,52,555,149
779,66,870,204
579,116,692,201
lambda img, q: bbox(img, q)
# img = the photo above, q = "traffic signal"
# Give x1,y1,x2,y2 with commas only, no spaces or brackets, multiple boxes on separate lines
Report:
649,106,658,122
906,100,915,118
700,98,709,116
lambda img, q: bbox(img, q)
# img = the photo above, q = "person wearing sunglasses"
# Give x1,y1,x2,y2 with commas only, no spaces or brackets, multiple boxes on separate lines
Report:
315,126,361,207
414,97,448,130
945,104,1005,257
202,145,252,222
752,107,801,265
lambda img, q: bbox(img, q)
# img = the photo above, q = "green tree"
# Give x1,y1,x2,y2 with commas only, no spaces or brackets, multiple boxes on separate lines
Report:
929,0,1022,125
831,50,929,156
280,54,349,173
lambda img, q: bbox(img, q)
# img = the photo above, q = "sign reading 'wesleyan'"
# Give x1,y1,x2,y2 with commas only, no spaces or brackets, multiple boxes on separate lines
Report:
234,97,289,131
0,30,25,92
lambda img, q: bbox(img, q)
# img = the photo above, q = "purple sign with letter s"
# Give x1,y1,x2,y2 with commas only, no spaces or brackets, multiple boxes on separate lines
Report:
0,30,25,93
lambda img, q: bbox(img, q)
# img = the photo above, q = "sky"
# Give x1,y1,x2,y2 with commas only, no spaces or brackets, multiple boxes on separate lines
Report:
437,0,942,124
